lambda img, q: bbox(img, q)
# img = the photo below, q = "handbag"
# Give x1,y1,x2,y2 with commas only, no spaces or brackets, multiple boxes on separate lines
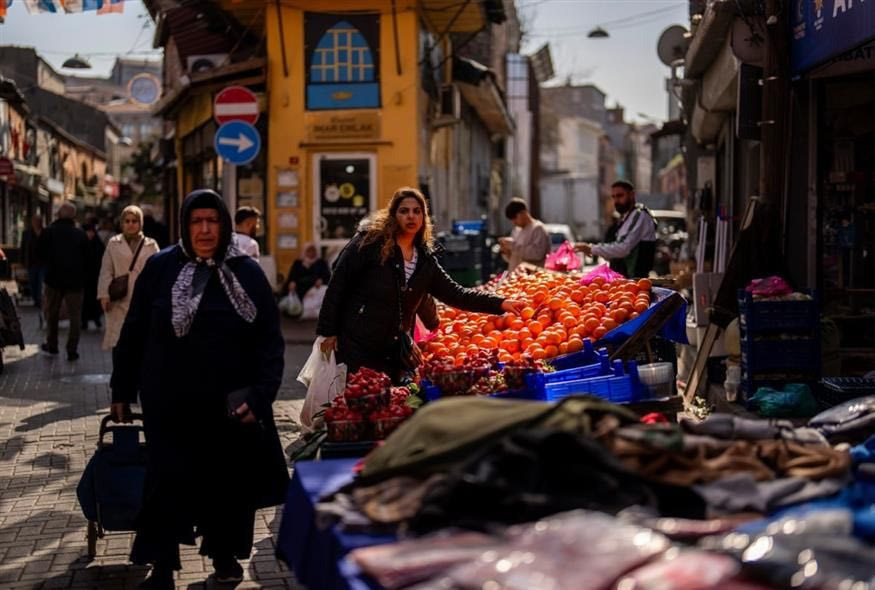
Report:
395,260,423,371
108,238,145,302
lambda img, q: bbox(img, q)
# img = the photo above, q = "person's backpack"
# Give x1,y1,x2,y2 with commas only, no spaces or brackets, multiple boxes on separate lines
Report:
77,415,147,533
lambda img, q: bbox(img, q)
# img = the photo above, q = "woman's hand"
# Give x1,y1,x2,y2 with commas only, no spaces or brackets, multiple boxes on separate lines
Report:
320,336,338,355
501,299,526,315
234,402,257,424
100,298,111,312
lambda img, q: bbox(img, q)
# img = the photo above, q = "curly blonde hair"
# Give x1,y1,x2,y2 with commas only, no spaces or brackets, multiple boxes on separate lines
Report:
361,187,434,263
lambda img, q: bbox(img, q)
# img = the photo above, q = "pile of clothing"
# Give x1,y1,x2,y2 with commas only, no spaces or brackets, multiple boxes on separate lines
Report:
314,394,875,589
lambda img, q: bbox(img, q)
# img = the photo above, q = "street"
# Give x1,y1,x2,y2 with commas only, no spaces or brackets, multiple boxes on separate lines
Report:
0,305,314,589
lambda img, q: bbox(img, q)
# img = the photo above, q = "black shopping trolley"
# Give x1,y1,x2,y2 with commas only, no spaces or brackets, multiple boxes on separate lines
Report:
76,414,147,559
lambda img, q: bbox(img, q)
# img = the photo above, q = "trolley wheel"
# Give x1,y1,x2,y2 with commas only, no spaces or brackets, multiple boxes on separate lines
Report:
86,520,99,559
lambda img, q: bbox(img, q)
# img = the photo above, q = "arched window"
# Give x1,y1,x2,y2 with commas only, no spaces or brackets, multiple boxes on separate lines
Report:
311,21,375,83
305,13,380,110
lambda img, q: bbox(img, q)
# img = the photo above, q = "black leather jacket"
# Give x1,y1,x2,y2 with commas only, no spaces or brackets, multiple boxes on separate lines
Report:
317,234,504,373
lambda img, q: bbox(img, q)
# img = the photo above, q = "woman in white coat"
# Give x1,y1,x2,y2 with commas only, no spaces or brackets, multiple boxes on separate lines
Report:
97,205,160,350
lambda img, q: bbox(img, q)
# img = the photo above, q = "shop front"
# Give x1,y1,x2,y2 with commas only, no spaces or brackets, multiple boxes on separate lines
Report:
787,0,875,375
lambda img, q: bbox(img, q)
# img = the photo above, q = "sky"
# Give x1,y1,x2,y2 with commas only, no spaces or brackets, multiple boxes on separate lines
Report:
0,0,688,122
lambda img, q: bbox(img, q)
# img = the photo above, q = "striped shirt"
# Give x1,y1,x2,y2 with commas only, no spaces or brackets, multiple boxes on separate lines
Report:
403,249,418,282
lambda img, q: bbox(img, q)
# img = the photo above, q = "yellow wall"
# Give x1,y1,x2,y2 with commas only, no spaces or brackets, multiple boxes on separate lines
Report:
265,0,421,276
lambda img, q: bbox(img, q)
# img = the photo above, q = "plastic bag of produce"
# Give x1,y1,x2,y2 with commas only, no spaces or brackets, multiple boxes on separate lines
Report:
298,337,347,431
580,263,625,285
544,241,581,272
278,291,303,318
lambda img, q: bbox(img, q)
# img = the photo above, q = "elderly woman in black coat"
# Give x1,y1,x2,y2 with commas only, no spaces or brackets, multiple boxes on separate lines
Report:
318,187,524,380
110,190,287,589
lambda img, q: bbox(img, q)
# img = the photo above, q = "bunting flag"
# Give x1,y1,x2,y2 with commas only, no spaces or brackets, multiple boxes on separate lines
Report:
0,0,9,19
97,0,122,14
23,0,60,12
61,0,102,11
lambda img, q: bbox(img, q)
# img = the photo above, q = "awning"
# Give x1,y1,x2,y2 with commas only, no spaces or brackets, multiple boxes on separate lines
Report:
690,95,727,144
792,0,875,75
420,0,504,34
700,36,738,112
151,58,266,118
453,57,514,136
684,0,738,78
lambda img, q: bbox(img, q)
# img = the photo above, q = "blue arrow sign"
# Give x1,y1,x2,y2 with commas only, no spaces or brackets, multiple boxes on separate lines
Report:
214,121,261,166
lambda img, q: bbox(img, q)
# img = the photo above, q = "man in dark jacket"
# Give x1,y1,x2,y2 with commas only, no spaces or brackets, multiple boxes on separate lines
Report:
38,202,89,361
110,190,287,589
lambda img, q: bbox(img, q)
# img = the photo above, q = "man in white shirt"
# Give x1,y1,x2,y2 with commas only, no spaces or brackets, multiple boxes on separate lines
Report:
575,180,657,278
499,198,552,272
234,206,261,259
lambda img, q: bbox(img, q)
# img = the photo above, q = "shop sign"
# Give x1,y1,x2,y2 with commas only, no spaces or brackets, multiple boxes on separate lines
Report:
809,42,875,78
306,112,380,142
0,157,13,176
792,0,875,74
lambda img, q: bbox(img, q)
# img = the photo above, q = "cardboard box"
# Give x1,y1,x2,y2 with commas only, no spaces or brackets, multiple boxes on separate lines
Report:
693,272,724,326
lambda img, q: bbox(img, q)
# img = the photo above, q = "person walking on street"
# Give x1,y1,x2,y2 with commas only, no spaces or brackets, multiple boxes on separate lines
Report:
97,206,159,350
38,202,89,361
498,198,551,272
234,206,261,259
81,223,106,331
20,213,45,313
282,242,331,302
574,180,657,278
110,189,287,589
318,187,525,381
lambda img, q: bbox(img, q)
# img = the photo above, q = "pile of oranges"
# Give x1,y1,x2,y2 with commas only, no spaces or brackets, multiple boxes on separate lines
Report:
423,269,653,366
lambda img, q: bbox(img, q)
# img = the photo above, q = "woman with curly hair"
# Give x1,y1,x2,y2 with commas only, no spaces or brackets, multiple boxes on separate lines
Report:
317,187,524,381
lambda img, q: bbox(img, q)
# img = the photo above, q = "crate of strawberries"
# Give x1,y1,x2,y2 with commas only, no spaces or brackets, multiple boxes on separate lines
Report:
323,368,419,443
422,350,552,400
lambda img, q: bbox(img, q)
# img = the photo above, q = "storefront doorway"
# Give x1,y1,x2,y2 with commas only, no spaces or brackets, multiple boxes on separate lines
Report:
312,152,376,247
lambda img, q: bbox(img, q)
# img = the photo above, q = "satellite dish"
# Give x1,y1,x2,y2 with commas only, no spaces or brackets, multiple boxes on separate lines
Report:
657,25,689,67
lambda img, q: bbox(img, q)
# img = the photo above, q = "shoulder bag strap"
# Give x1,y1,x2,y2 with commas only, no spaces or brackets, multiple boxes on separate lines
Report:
128,238,146,273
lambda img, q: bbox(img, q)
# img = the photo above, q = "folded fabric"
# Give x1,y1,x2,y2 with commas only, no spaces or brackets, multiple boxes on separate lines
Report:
810,395,875,444
681,413,828,445
408,428,706,534
694,474,848,514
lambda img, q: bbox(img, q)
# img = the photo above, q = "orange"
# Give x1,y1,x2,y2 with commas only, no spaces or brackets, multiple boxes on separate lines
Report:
509,319,525,331
548,298,563,311
521,338,535,350
544,344,559,358
583,317,600,333
481,337,497,348
544,332,561,346
637,278,652,291
530,347,547,360
503,340,520,353
602,318,618,332
611,308,628,323
471,333,485,345
633,301,648,313
521,307,535,320
592,326,607,340
562,316,578,329
528,321,543,336
567,338,584,353
559,342,569,355
629,311,640,320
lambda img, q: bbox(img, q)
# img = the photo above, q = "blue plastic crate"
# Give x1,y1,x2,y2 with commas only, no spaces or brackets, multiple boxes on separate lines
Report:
738,289,818,333
544,360,643,404
547,340,602,370
741,337,820,373
543,351,612,384
423,371,547,402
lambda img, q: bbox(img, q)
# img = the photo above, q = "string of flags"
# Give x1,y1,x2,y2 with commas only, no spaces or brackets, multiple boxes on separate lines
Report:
0,0,125,20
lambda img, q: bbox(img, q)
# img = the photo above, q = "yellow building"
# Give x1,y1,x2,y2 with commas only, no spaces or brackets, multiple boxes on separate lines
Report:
149,0,511,281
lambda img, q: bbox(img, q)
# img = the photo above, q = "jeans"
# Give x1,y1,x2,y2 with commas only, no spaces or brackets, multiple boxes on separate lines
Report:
44,285,83,354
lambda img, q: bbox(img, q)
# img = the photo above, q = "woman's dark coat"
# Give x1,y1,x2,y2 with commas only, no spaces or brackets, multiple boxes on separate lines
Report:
317,234,504,375
110,194,287,565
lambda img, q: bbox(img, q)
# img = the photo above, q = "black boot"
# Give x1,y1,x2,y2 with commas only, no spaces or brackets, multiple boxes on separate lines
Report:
212,556,243,583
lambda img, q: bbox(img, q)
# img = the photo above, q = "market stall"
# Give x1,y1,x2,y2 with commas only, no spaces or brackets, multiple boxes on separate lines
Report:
277,394,875,589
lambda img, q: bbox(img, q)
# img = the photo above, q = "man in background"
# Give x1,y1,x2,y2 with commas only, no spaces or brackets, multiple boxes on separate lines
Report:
234,206,261,259
38,201,88,361
499,198,551,272
575,180,657,278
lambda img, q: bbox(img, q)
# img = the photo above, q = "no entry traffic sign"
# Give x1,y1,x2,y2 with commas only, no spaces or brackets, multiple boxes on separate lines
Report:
214,86,259,125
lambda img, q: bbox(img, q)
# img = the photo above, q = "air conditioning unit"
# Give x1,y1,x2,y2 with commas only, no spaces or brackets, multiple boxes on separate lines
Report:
432,84,461,129
186,54,228,74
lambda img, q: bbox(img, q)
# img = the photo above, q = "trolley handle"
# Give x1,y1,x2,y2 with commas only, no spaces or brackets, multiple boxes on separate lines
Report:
98,412,144,443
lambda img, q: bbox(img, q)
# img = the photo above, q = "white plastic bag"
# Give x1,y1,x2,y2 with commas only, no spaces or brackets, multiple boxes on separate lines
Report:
278,292,303,318
300,284,328,320
298,337,347,431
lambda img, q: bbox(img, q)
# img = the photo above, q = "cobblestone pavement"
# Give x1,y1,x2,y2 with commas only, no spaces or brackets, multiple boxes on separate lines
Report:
0,304,314,589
